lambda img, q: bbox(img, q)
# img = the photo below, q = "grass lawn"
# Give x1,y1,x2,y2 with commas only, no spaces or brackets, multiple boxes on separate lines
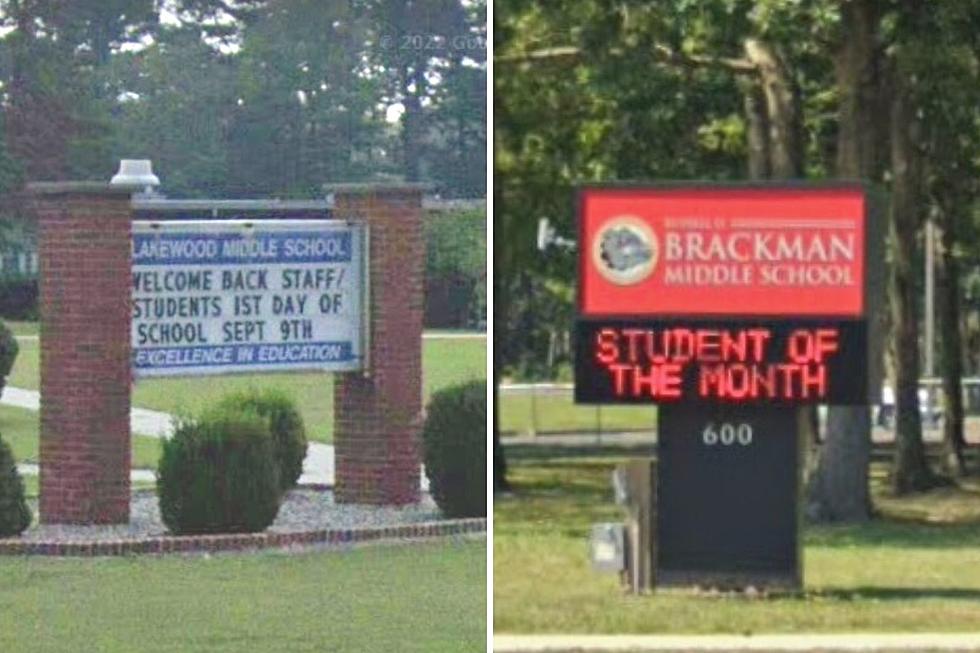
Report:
0,540,486,653
499,392,655,435
7,336,486,443
494,454,980,634
4,320,38,337
0,404,162,469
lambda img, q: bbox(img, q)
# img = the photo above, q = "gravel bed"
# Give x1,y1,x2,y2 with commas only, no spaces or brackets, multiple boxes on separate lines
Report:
13,488,443,543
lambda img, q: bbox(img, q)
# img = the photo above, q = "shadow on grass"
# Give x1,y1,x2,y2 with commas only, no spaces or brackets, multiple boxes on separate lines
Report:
504,444,655,462
806,518,980,549
808,586,980,601
500,456,980,549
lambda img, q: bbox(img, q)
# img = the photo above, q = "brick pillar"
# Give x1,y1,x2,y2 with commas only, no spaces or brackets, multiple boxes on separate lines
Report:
331,183,425,505
28,181,137,524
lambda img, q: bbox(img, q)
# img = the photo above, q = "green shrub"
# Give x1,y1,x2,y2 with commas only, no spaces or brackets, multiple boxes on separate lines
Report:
215,389,307,492
421,380,486,518
157,411,281,535
0,321,18,397
424,209,486,328
0,434,31,537
0,276,38,321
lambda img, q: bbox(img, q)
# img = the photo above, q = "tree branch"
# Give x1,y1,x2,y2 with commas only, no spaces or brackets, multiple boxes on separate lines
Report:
495,43,757,75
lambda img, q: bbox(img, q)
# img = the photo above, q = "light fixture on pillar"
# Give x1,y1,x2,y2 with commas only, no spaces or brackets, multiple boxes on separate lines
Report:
110,159,160,194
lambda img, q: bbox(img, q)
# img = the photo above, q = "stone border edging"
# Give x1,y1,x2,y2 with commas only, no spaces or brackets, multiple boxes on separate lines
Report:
0,518,486,557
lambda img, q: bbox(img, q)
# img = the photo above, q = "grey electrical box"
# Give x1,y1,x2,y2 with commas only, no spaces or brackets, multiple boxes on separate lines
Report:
590,523,626,573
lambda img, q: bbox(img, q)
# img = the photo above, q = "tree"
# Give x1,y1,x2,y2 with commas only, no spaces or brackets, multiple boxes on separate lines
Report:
103,26,237,197
426,59,487,198
806,0,882,521
496,0,980,508
916,3,980,477
367,0,474,182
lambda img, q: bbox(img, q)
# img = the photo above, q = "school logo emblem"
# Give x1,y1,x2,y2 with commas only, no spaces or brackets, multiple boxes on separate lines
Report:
592,216,658,285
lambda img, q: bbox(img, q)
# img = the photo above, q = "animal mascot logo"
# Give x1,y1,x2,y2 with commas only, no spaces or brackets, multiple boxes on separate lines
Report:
592,216,658,285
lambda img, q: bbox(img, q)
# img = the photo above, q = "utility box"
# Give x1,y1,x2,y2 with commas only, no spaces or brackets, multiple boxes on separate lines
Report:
590,523,626,574
609,458,656,593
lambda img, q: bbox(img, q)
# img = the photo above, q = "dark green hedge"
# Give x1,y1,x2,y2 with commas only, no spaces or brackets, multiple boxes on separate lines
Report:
215,389,307,492
157,412,281,535
0,434,31,537
421,380,486,518
424,210,486,328
0,276,38,321
0,322,18,398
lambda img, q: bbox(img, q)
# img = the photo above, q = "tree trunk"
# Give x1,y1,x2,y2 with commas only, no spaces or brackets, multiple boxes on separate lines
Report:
833,0,882,179
937,210,967,476
742,39,803,179
493,358,510,492
401,66,425,182
739,40,825,500
493,181,510,492
806,0,884,521
740,79,770,179
888,79,936,493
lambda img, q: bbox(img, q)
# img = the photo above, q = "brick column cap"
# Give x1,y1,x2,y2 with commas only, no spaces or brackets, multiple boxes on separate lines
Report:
324,182,432,196
26,181,143,197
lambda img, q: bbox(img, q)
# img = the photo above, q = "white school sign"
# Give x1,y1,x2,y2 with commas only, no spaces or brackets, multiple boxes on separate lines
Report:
131,219,367,377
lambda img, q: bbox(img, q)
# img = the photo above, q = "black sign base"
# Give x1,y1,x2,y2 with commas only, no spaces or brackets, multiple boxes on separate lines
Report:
655,404,801,590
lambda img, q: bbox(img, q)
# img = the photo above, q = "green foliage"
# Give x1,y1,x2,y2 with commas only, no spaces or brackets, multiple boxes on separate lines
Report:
422,380,486,518
494,2,752,376
0,0,486,199
0,321,19,397
0,434,31,537
426,209,486,278
214,389,307,492
157,411,281,535
0,276,38,321
0,111,23,195
425,208,486,327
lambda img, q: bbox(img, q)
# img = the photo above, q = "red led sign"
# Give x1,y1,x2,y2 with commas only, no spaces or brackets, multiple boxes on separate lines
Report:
574,319,869,405
579,186,867,317
595,326,837,401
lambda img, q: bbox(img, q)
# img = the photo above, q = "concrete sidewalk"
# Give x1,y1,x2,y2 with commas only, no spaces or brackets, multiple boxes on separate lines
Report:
16,462,157,483
494,633,980,653
2,385,335,485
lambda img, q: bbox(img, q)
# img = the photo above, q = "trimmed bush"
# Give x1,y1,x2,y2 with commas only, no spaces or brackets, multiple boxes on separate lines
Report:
421,380,486,518
215,389,307,491
0,434,31,537
157,411,281,535
0,321,18,397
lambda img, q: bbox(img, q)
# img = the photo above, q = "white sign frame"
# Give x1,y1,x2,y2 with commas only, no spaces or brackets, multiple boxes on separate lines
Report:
131,219,369,378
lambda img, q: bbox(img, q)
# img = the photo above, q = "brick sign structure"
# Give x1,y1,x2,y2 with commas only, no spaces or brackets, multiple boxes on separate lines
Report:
28,177,424,524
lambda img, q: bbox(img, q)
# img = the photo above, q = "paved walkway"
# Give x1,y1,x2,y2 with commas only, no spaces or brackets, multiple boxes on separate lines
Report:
2,386,337,486
4,330,462,488
494,633,980,653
